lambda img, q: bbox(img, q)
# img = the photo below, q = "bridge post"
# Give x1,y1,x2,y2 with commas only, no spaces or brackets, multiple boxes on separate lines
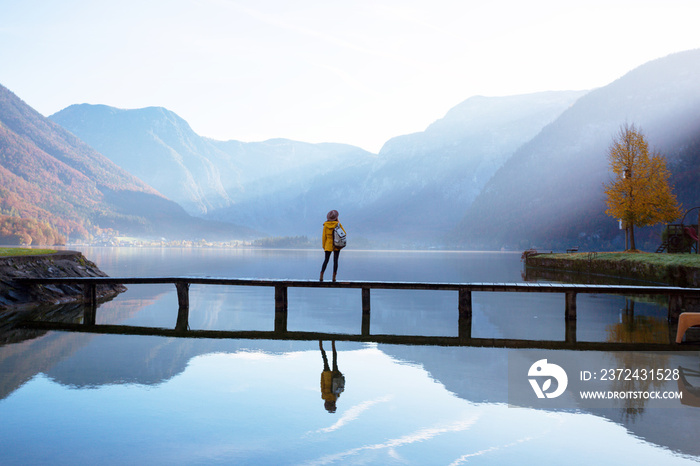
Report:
361,287,371,335
176,306,190,331
565,292,577,320
275,285,288,332
275,285,288,312
458,287,472,339
82,284,96,325
175,281,190,310
274,306,288,333
175,281,190,331
565,292,577,342
565,318,577,343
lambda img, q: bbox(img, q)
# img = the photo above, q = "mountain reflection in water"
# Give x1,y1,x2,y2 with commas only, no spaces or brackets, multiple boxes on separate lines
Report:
0,248,699,465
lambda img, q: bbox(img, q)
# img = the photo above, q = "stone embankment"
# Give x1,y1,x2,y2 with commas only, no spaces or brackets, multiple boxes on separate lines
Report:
0,250,125,311
523,251,700,287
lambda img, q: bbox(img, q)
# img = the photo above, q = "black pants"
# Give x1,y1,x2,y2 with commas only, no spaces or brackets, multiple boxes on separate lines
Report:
320,341,339,372
321,250,340,275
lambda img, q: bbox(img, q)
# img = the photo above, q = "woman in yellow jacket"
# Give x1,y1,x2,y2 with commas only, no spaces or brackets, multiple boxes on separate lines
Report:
320,210,345,282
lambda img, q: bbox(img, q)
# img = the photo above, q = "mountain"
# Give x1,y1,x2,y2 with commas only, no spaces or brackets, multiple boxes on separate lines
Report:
453,49,700,251
50,93,582,244
44,50,700,248
50,105,239,215
0,84,253,243
211,92,584,242
205,139,376,235
50,106,378,222
349,91,586,242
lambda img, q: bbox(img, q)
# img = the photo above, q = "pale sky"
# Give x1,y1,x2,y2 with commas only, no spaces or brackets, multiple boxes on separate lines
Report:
2,0,699,153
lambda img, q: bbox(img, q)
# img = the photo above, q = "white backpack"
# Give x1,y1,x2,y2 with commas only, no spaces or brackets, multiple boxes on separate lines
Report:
333,225,346,249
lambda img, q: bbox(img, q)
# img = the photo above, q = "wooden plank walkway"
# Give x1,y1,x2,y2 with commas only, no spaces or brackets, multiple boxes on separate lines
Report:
15,276,700,347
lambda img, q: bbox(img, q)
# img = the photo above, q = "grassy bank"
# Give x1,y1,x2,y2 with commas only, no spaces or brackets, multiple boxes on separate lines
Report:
525,251,700,287
537,252,700,268
0,247,57,257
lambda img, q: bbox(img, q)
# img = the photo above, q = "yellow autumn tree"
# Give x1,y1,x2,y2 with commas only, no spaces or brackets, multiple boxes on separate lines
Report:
604,124,681,251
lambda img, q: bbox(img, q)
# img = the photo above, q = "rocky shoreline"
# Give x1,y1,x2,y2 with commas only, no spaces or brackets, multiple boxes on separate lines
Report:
0,250,125,312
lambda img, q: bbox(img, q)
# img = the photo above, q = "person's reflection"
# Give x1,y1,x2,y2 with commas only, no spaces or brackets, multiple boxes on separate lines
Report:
319,341,345,413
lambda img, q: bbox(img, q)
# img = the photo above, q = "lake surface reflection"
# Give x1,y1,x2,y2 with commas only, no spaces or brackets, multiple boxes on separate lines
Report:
1,248,699,465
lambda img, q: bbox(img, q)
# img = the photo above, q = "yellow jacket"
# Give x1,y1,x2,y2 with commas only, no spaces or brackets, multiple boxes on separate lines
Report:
322,221,345,251
321,370,345,401
321,370,336,401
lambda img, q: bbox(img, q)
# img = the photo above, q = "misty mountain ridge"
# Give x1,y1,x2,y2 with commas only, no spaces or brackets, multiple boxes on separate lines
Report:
353,91,585,241
17,47,699,249
51,104,240,215
51,91,582,242
52,104,378,221
0,84,255,242
455,48,700,250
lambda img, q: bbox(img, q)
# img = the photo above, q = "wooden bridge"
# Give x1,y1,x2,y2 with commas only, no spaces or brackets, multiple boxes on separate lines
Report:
15,276,700,350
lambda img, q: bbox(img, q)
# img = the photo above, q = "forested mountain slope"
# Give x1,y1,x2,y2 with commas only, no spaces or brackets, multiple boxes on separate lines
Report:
0,84,253,243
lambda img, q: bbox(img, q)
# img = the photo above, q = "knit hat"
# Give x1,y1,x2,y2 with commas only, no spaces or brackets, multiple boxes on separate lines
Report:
327,210,339,221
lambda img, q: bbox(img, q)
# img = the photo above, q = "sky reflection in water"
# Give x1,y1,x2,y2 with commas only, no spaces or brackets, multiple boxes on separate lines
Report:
0,248,698,464
2,339,698,465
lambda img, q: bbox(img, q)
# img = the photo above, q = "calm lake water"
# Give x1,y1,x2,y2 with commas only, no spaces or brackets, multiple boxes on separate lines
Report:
1,248,699,465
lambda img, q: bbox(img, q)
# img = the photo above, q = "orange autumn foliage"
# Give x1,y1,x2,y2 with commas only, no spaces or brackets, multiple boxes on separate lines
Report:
0,215,66,245
603,124,681,250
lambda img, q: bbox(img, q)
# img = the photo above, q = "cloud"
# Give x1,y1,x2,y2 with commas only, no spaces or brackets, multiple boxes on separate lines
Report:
447,436,534,466
309,395,394,435
305,414,480,465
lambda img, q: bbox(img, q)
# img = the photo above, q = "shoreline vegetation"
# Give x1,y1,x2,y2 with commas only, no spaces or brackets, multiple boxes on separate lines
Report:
523,251,700,287
0,247,57,257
